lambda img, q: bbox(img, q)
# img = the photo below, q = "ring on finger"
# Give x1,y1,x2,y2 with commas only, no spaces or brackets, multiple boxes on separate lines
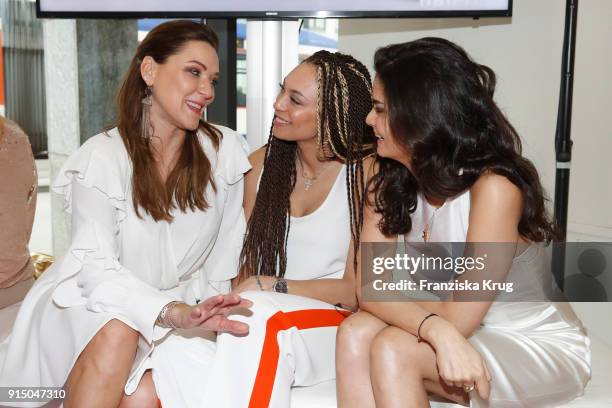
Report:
463,384,475,393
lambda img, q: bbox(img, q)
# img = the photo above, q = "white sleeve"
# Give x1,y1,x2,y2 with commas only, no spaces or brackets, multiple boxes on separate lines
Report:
50,136,177,343
199,129,251,296
72,181,177,343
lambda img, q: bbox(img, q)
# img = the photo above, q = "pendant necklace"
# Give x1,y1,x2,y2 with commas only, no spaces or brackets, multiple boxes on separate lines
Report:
296,153,333,191
422,203,444,242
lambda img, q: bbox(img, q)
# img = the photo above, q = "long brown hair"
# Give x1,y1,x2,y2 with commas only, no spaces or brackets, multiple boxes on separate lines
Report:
238,51,376,281
115,20,222,222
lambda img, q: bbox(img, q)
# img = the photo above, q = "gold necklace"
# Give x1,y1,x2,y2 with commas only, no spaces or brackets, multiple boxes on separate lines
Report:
422,204,443,242
296,153,333,191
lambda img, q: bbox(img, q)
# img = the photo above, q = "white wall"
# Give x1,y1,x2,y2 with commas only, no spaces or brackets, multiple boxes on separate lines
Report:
338,0,612,242
338,0,612,343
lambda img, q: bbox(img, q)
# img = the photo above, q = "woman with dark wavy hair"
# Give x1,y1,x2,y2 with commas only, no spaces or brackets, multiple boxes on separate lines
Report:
0,20,251,408
336,38,590,407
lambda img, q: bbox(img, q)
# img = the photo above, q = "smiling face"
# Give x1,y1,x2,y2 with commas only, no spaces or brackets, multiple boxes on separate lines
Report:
141,40,219,132
272,62,319,142
366,75,412,169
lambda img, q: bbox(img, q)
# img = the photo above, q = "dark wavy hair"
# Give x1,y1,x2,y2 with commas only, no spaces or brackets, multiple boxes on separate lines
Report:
115,20,221,222
238,51,376,281
370,38,559,242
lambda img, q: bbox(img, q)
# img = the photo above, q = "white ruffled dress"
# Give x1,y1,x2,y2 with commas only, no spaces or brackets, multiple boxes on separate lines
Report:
0,125,250,406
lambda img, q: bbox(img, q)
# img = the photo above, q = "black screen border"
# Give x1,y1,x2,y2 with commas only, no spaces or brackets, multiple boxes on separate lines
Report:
36,0,513,19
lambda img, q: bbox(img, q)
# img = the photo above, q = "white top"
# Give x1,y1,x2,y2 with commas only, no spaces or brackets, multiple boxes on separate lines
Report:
51,126,251,327
404,190,590,406
406,190,471,243
284,165,350,280
0,125,251,396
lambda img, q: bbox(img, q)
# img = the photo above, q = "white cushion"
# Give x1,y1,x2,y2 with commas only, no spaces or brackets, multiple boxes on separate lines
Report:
562,335,612,407
290,381,462,407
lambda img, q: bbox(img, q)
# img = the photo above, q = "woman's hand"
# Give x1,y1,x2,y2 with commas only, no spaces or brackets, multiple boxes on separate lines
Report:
421,316,492,400
232,275,276,294
169,294,252,335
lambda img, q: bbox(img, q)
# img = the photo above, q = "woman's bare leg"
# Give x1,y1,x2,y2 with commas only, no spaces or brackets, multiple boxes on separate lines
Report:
118,371,159,408
370,326,469,408
336,311,388,408
64,319,139,408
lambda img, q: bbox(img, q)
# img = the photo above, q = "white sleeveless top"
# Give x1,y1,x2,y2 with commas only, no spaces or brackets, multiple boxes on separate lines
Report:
284,165,350,280
404,190,591,407
405,189,471,243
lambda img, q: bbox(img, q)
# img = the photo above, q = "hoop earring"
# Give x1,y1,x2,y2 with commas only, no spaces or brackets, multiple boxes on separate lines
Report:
141,85,153,142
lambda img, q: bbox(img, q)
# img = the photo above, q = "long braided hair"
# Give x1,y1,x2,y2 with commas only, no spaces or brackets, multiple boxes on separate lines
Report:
238,51,376,281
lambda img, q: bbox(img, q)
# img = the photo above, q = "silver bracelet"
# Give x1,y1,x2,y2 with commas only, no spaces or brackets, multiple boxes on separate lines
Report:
156,301,184,329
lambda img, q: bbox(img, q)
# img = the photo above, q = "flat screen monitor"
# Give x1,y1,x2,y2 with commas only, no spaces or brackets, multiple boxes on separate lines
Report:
37,0,512,19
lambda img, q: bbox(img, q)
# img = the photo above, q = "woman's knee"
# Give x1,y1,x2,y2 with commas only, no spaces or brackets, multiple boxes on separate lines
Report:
118,372,158,408
336,312,385,359
369,327,425,376
232,290,282,325
81,319,139,376
96,319,139,347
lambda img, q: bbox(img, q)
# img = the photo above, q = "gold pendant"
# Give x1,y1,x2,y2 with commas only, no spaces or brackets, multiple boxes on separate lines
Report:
422,225,430,242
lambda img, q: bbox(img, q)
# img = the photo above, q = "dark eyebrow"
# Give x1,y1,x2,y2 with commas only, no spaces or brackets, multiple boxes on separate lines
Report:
280,82,307,101
290,89,307,100
187,60,219,76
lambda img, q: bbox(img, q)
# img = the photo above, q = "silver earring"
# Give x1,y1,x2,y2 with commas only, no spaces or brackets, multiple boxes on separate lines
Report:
457,168,464,176
141,85,153,142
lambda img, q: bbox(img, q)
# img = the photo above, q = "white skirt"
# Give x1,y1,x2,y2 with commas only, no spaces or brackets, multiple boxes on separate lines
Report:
152,291,348,408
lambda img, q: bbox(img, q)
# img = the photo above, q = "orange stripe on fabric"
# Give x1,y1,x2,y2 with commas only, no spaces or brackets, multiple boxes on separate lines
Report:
248,309,350,408
158,398,163,408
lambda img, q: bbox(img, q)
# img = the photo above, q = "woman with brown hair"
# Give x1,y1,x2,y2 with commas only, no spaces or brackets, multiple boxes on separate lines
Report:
150,50,376,408
0,20,251,408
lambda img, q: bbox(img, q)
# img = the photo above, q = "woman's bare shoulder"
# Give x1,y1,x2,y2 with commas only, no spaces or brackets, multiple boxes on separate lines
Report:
470,172,522,206
248,145,267,169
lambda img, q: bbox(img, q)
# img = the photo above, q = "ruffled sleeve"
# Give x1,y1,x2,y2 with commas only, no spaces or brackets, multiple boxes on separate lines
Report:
199,127,251,293
50,132,177,343
214,126,252,186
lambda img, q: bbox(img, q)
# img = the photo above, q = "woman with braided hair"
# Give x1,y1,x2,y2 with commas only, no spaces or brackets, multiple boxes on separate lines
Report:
150,50,376,407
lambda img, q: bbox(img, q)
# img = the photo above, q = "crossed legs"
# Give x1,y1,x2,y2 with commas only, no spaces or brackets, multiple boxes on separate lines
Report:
336,311,469,408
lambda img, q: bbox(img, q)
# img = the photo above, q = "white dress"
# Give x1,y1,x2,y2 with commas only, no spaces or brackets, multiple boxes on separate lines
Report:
152,165,351,408
407,191,591,408
0,125,251,407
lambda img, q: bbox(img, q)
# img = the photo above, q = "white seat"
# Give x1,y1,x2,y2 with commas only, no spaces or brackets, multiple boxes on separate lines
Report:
290,379,463,407
1,304,610,407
